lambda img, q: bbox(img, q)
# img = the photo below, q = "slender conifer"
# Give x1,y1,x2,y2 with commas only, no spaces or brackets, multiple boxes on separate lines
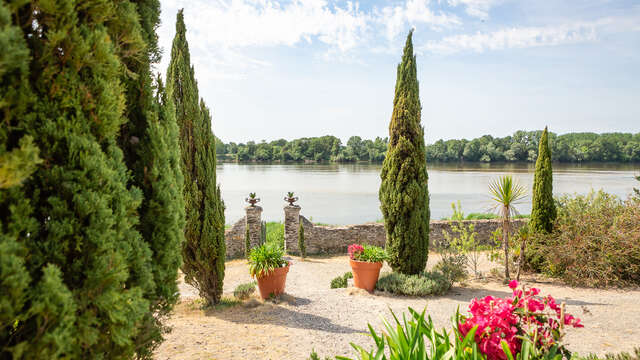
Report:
167,10,226,305
530,127,556,234
379,30,430,275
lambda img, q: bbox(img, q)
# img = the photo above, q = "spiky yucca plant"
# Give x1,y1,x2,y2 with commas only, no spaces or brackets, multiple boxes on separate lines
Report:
489,175,527,281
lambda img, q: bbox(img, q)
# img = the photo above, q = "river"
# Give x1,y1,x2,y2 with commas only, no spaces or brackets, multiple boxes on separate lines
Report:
217,162,639,225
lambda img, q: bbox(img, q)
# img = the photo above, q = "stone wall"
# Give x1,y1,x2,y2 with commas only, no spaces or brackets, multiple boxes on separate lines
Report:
286,217,528,256
225,205,265,259
224,206,528,258
225,217,247,259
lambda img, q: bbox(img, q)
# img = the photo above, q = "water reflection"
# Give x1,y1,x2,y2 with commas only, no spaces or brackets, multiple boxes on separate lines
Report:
217,163,639,225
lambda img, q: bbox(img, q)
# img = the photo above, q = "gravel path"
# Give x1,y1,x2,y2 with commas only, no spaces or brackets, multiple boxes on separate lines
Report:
155,255,640,360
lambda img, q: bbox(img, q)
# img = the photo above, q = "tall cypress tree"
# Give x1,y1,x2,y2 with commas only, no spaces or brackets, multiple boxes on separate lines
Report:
113,0,185,354
379,30,430,275
1,0,158,358
167,10,226,305
530,127,556,234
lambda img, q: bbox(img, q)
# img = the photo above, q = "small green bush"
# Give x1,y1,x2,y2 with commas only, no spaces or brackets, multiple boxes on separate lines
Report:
375,271,451,296
576,348,640,360
308,349,333,360
434,255,468,284
233,282,256,299
330,271,353,289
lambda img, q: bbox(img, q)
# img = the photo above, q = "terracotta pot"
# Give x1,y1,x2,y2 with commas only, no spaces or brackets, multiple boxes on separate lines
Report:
349,259,382,292
256,263,290,299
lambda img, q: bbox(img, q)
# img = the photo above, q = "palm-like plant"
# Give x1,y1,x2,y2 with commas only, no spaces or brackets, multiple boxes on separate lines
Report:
489,175,527,281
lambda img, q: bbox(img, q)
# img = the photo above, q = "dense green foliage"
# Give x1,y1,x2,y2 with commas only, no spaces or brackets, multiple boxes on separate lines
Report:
379,31,430,275
116,0,185,353
248,243,288,278
529,127,556,234
526,191,640,287
375,271,451,296
217,131,640,163
0,0,183,357
330,271,353,289
167,10,226,305
265,221,285,249
233,282,256,300
218,135,387,162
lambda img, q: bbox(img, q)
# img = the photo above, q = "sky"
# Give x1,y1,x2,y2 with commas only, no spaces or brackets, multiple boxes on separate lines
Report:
156,0,640,144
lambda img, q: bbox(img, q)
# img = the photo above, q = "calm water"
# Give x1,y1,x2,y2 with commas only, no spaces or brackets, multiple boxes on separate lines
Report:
217,162,639,225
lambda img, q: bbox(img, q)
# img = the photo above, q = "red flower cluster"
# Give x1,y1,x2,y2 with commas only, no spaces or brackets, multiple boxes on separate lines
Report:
458,280,583,360
348,244,364,260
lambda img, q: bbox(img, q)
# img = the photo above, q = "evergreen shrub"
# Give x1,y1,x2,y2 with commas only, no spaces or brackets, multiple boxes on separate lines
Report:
375,271,451,296
379,30,430,275
233,282,256,300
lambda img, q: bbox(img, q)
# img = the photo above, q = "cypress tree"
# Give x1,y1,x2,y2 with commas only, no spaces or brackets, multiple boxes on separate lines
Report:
1,0,158,358
114,0,185,354
379,30,430,275
167,10,226,305
530,127,556,234
298,221,306,258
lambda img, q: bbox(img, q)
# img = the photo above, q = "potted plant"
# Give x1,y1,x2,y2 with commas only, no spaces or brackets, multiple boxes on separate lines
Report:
348,244,386,292
284,191,299,206
248,243,290,299
245,192,260,207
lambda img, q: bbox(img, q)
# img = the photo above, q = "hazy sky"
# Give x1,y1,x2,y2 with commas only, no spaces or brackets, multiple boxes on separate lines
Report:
156,0,640,144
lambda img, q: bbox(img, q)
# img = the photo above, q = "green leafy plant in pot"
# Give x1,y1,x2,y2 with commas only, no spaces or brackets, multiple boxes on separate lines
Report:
248,243,290,299
348,244,386,292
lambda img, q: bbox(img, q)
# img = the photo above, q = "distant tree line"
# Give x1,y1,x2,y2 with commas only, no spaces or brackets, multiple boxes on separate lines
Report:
216,135,388,162
216,131,640,163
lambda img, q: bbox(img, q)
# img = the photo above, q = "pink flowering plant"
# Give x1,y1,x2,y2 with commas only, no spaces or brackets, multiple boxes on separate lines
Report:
348,243,386,263
458,280,583,360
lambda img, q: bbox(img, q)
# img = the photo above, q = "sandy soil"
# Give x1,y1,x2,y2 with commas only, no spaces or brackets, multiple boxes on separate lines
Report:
155,255,640,360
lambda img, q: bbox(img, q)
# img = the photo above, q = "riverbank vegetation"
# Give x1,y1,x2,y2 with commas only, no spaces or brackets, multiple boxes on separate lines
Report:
216,131,640,163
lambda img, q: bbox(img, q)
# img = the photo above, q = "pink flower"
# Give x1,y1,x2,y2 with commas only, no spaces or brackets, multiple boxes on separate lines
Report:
347,244,364,260
508,280,518,289
459,283,584,360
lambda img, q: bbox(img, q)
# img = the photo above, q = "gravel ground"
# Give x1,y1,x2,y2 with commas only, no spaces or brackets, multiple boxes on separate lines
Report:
155,255,640,360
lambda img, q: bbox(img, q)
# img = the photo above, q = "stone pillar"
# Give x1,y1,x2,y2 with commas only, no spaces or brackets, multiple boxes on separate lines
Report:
245,206,263,249
284,205,301,254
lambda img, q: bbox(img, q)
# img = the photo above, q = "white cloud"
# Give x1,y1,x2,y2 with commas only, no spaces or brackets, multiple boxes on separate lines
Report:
157,0,376,78
376,0,461,41
162,0,369,51
447,0,502,19
421,21,602,54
